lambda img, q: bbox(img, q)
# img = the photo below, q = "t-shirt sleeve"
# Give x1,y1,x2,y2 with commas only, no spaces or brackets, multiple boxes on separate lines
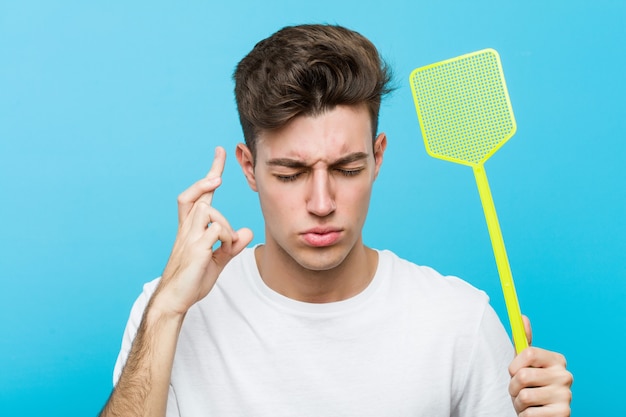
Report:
111,278,181,416
112,278,160,386
453,304,518,417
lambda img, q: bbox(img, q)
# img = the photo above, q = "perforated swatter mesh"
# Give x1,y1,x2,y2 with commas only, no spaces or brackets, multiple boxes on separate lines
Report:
411,50,515,165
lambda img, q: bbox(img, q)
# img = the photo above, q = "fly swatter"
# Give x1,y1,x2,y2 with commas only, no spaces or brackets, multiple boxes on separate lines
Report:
409,48,528,353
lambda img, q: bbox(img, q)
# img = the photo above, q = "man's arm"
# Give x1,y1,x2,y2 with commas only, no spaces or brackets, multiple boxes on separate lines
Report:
100,302,184,416
509,317,574,417
99,147,253,417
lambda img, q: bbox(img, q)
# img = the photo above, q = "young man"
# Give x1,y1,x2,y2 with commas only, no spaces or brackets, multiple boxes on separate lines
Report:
101,24,572,416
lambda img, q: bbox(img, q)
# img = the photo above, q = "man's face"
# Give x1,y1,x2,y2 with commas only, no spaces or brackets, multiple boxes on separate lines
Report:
237,104,386,274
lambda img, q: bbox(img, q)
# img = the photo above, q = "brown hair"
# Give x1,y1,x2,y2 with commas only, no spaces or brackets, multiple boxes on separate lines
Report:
233,24,393,159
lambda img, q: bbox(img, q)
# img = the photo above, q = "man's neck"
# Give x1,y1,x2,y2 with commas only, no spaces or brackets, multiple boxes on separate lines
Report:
254,243,378,303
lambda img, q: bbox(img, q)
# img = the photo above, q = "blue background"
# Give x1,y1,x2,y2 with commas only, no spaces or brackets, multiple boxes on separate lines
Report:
1,1,624,415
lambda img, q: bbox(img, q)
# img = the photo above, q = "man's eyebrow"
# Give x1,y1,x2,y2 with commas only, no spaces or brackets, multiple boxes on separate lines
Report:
332,152,370,166
266,158,308,168
266,152,370,168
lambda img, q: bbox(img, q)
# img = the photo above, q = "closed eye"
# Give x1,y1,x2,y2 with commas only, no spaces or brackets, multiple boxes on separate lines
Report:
335,168,364,177
276,169,363,181
275,173,302,182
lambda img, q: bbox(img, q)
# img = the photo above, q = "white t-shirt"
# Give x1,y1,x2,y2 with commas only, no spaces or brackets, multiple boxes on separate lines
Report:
114,248,517,417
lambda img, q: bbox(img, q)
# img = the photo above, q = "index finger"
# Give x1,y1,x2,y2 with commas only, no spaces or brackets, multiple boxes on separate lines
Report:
205,146,226,182
176,147,227,224
198,146,227,206
509,347,568,376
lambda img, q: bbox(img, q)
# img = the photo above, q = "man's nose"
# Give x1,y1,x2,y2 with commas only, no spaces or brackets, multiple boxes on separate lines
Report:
306,170,336,216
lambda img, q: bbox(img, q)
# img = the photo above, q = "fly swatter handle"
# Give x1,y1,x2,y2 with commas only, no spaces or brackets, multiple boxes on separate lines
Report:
473,165,528,354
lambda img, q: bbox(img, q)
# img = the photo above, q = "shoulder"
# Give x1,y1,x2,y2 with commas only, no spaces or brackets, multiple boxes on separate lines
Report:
374,249,493,332
377,249,489,306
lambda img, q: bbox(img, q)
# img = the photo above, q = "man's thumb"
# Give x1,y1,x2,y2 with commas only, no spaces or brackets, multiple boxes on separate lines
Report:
522,314,533,346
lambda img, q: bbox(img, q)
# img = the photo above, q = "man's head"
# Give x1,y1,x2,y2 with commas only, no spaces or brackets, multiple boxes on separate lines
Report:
234,24,392,287
233,24,393,160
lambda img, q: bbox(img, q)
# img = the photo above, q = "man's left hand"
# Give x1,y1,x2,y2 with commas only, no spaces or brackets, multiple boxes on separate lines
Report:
508,316,573,416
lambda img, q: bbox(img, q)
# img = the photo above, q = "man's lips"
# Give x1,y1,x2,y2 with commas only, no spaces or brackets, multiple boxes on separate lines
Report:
301,228,342,247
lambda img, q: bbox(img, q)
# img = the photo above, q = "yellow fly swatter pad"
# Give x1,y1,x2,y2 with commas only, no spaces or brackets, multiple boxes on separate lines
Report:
409,49,516,167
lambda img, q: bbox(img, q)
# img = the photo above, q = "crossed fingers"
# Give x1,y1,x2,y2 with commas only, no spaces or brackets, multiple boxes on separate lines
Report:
177,146,227,225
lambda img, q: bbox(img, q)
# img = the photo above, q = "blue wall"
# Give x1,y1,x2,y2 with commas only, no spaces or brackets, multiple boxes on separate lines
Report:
1,1,624,415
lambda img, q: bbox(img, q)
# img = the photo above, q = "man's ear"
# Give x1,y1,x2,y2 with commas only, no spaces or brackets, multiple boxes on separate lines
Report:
373,132,387,179
236,143,258,192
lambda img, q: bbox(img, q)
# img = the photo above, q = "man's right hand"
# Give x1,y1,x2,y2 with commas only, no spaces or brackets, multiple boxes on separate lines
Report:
151,146,253,317
100,146,253,417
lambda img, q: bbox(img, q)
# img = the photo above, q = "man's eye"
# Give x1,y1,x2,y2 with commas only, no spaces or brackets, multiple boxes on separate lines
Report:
336,168,363,177
276,173,302,182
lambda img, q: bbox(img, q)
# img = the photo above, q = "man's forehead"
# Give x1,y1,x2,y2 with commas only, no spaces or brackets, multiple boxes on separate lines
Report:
254,104,374,161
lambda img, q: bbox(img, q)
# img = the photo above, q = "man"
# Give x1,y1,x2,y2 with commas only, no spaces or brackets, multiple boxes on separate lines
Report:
101,24,572,416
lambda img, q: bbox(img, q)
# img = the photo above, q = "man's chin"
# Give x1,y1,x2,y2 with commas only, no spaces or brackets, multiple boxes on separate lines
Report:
292,246,353,273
